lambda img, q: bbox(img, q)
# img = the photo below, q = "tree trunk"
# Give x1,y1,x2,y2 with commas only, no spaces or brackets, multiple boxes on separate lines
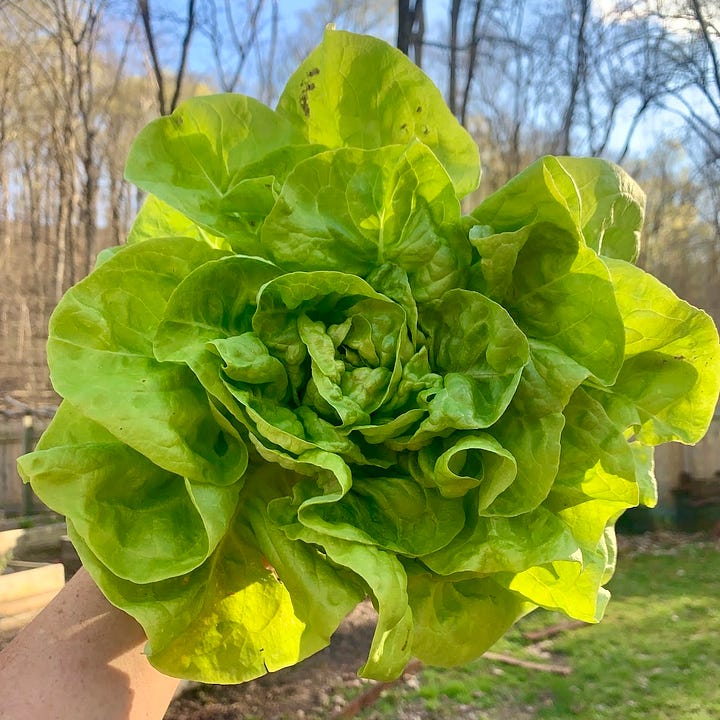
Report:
558,0,589,154
137,0,197,115
448,0,462,116
397,0,424,67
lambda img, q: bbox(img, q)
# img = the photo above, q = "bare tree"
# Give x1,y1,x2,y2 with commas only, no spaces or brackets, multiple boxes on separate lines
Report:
447,0,484,125
397,0,424,66
254,0,279,104
557,0,590,154
631,1,720,282
198,0,272,93
0,42,23,251
137,0,197,115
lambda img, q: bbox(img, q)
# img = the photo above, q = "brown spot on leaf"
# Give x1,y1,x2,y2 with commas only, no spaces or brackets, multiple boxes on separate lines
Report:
299,74,318,117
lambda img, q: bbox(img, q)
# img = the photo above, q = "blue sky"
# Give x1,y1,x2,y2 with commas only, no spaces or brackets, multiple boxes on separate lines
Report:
154,0,687,161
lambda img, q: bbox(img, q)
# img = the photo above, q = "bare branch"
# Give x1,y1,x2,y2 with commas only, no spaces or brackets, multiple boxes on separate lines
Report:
558,0,589,155
690,0,720,106
137,0,166,113
169,0,196,113
460,0,484,126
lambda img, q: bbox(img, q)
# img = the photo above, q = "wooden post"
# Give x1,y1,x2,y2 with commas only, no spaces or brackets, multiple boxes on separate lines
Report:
21,413,34,516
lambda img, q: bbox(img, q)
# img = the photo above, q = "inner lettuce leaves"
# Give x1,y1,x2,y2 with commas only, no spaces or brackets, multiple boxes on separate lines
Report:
17,28,720,684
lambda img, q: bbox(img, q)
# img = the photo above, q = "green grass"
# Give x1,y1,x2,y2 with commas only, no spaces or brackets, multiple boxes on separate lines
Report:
350,539,720,719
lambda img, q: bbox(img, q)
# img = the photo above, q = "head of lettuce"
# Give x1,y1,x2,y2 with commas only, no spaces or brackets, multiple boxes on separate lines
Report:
18,28,720,683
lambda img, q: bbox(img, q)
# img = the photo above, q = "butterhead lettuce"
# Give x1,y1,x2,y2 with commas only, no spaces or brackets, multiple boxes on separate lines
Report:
18,28,720,683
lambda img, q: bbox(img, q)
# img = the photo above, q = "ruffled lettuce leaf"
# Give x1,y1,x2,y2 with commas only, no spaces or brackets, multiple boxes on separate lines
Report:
495,387,641,623
125,93,321,252
17,402,240,583
68,464,365,682
407,570,533,666
46,237,247,486
468,222,625,385
127,193,231,250
469,155,645,261
277,28,480,199
596,258,720,445
260,141,469,301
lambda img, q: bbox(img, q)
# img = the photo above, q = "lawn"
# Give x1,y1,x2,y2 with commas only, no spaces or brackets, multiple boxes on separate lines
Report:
345,535,720,720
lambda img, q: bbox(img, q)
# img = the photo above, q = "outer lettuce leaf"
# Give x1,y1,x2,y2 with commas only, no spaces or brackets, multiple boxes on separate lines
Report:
46,237,248,486
17,402,240,583
407,571,533,666
469,223,625,385
598,258,720,445
630,441,658,508
549,387,639,548
125,94,318,253
496,387,642,623
500,546,611,623
469,155,645,261
69,464,365,683
421,505,580,576
277,28,480,198
127,194,231,250
270,498,414,680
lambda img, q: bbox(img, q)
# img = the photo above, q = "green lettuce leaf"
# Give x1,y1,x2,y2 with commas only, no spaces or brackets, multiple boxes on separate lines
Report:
125,94,318,252
127,194,231,250
153,254,284,419
495,387,642,622
260,141,469,300
46,237,247,485
407,571,533,666
469,223,625,385
477,342,588,517
270,496,414,680
277,28,480,198
598,258,720,445
68,463,365,682
405,289,529,445
17,402,240,583
469,155,645,261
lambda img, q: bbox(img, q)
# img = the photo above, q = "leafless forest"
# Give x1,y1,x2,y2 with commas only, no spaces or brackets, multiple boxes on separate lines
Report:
1,0,719,412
